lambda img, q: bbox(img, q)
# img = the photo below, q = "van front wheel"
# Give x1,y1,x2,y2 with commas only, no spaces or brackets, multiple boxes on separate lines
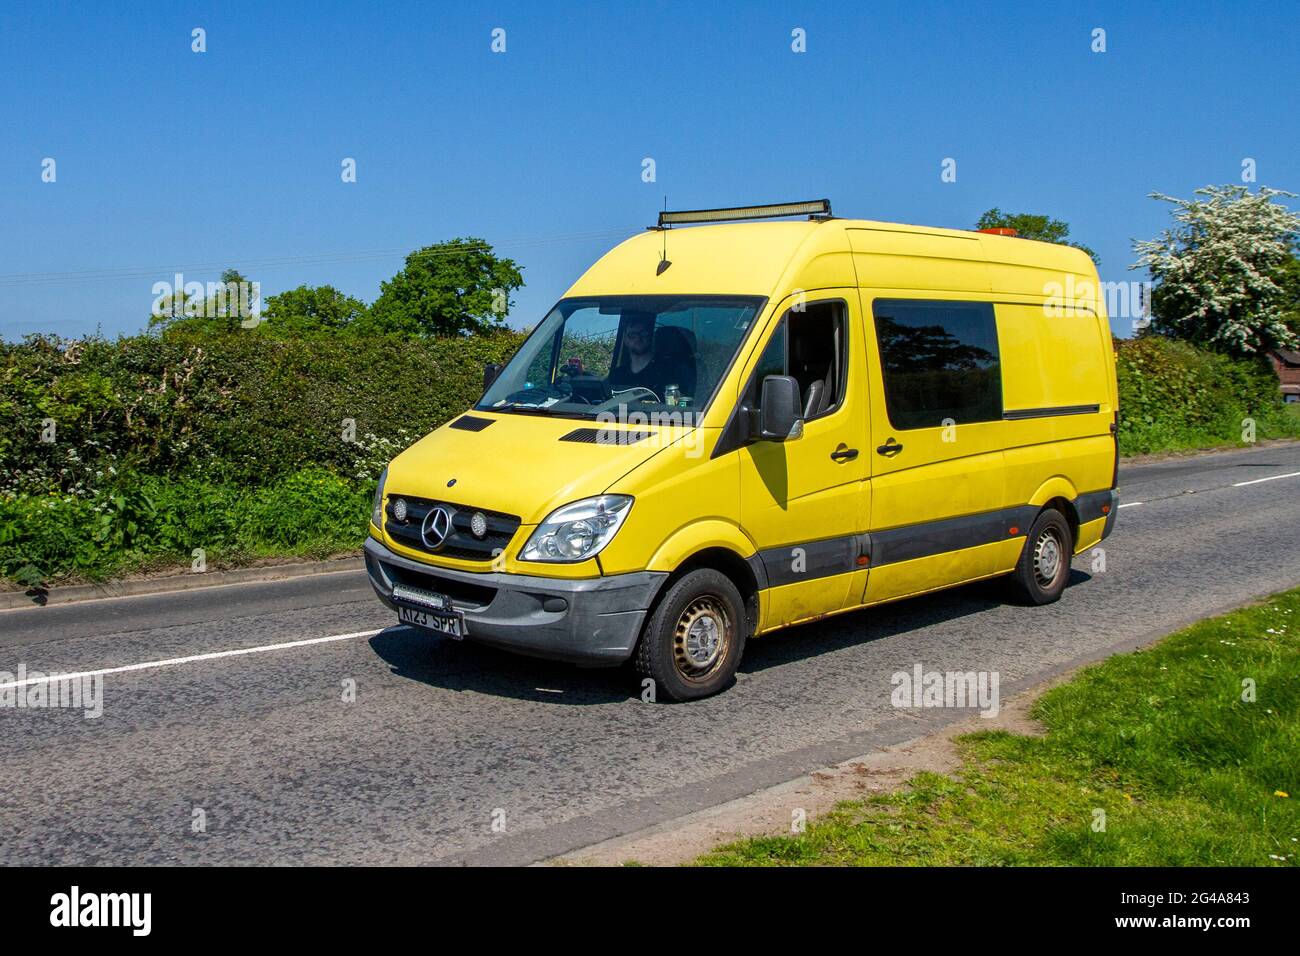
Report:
634,568,746,701
1007,509,1073,605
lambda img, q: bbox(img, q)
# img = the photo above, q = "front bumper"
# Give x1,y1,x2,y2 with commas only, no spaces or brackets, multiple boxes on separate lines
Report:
364,536,667,666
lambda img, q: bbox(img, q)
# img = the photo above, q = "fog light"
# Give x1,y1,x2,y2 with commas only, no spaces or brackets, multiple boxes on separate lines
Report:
470,511,488,538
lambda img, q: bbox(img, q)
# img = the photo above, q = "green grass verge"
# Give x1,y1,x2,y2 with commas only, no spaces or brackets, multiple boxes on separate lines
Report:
1,467,369,584
698,588,1300,867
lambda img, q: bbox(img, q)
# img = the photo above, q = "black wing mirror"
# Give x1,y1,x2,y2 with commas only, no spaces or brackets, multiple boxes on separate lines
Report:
758,375,803,441
483,363,502,391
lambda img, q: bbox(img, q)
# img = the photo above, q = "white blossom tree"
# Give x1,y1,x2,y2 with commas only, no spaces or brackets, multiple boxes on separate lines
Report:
1132,185,1300,356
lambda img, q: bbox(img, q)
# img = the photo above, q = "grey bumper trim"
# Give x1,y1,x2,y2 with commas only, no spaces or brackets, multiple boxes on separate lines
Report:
364,537,667,666
1099,488,1119,541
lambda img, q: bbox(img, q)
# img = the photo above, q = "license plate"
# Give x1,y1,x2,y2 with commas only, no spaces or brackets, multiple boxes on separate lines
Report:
397,604,464,639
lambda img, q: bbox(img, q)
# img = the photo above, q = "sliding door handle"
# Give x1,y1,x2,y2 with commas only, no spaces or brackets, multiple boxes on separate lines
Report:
876,439,904,457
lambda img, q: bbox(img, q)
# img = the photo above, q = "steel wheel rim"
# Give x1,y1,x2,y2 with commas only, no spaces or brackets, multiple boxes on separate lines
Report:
1033,528,1064,588
673,595,731,682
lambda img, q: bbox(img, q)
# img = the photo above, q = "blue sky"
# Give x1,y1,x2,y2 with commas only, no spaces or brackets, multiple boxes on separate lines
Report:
1,0,1296,340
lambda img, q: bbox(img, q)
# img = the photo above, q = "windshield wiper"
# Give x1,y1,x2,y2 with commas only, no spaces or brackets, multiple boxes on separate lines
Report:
483,403,592,419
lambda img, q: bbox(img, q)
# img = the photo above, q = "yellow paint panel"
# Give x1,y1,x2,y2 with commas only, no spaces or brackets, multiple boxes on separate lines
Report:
996,303,1111,412
601,431,745,574
869,445,1009,527
1003,436,1114,512
1076,516,1106,554
849,229,990,293
565,221,851,298
864,541,1008,605
758,574,853,634
993,536,1027,573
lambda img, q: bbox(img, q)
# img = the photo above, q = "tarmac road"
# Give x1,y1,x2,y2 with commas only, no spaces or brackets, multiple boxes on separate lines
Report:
1,443,1298,865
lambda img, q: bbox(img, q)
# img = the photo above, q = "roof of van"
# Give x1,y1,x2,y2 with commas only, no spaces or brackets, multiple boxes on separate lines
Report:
563,218,1097,300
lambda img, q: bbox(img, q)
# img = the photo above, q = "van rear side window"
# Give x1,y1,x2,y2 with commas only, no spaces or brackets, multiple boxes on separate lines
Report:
871,299,1002,430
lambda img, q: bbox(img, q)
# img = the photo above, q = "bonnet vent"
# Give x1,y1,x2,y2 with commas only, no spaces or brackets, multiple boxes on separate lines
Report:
559,428,652,445
449,415,495,432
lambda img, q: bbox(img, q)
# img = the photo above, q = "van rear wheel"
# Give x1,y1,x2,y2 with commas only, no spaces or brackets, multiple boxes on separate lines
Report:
1007,509,1073,605
633,568,746,701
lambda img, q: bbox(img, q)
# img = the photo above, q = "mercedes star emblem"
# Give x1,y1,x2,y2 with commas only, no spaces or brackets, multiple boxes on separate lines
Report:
420,505,453,550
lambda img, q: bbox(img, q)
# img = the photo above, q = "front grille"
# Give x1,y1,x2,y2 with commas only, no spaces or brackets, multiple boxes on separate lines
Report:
385,495,520,562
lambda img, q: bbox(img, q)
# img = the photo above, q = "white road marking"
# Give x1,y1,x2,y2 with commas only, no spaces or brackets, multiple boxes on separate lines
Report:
1118,502,1143,508
1232,471,1300,487
0,628,382,691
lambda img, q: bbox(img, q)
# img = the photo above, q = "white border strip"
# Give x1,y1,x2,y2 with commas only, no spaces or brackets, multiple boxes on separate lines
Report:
0,628,382,691
1232,471,1300,487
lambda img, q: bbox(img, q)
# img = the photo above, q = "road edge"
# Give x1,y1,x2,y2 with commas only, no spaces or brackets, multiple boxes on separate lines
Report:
0,556,364,611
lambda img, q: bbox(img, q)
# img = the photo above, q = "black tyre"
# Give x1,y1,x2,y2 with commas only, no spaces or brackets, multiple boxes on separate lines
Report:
1006,508,1073,605
633,568,746,701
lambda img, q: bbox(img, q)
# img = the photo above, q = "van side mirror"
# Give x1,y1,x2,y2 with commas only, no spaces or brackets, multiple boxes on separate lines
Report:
483,363,501,391
758,375,803,441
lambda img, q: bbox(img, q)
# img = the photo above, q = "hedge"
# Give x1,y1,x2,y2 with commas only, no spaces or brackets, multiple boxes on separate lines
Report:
0,330,526,496
1115,336,1299,454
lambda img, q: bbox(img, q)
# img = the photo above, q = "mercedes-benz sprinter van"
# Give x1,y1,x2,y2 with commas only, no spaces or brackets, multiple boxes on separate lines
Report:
365,200,1119,700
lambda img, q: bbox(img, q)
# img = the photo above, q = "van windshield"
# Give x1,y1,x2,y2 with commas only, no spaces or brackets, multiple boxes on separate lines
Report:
478,295,765,422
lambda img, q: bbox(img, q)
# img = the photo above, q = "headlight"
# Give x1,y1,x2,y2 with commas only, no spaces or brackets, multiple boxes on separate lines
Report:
370,467,388,530
520,495,633,563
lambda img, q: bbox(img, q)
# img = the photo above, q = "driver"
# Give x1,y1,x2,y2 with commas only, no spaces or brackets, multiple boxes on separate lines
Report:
606,312,691,402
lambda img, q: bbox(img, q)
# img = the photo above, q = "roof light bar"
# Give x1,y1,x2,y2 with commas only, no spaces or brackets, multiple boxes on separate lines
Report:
658,199,832,227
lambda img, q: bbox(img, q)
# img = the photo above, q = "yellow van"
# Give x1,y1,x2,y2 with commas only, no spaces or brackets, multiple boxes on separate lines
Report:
365,201,1119,700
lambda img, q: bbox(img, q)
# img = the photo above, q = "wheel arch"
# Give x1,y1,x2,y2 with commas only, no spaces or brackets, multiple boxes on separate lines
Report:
643,523,760,638
1026,477,1081,547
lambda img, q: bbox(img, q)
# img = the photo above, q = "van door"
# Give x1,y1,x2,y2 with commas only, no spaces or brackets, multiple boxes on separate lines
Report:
860,295,1010,604
735,294,869,631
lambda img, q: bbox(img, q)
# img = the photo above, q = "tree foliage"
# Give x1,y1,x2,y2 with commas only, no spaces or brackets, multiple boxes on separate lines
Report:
145,238,524,339
1132,185,1300,357
362,237,524,337
975,209,1098,263
149,268,257,335
261,285,368,335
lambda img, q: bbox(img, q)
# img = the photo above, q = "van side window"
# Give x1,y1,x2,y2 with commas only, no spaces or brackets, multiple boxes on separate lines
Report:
871,299,1001,429
750,301,846,420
